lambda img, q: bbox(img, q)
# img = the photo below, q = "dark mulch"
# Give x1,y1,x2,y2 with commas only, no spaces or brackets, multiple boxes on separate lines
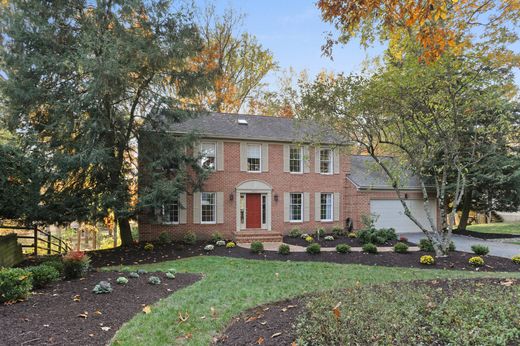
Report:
0,271,200,346
454,229,520,239
282,235,411,248
215,278,518,346
84,242,520,272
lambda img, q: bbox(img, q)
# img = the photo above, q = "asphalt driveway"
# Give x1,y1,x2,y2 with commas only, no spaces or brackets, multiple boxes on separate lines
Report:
405,233,520,259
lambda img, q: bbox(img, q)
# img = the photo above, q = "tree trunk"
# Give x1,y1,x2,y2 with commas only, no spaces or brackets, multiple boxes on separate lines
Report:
118,217,133,247
458,189,472,231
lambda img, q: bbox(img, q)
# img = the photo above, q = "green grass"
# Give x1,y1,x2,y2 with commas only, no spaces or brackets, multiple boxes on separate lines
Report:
109,256,520,346
467,222,520,235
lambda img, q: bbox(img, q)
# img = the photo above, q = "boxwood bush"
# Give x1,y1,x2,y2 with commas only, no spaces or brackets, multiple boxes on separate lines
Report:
183,231,197,245
357,227,397,245
26,264,60,289
336,244,351,253
250,241,264,254
62,251,90,280
278,244,290,255
0,268,33,303
471,244,489,256
362,243,378,254
306,243,321,254
393,242,409,254
289,228,301,238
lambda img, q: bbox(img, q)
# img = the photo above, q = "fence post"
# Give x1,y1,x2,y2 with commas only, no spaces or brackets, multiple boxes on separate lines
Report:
33,225,38,256
47,231,51,255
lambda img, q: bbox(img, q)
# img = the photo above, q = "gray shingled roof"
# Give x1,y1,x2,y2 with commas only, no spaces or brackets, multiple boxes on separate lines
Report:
161,112,345,144
348,155,423,190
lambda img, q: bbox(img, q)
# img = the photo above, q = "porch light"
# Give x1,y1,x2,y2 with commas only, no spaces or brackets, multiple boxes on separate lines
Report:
274,194,278,202
404,193,408,199
229,193,234,201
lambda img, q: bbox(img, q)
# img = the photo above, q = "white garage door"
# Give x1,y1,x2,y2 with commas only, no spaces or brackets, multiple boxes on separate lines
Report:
370,199,437,234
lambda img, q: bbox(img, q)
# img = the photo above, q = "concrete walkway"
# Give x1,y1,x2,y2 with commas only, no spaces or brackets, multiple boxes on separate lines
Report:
237,242,420,253
405,233,520,259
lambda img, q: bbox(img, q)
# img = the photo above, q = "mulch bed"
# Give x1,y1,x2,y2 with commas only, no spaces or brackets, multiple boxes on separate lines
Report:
215,278,518,346
282,235,412,248
84,242,520,272
0,271,200,346
453,229,520,239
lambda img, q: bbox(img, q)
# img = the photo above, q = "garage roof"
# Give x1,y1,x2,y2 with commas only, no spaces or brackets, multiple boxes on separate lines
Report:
348,155,423,190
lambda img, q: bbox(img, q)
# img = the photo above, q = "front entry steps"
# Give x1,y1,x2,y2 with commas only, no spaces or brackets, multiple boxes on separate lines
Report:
234,230,283,243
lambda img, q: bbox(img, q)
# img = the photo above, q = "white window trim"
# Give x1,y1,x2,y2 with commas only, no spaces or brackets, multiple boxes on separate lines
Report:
319,148,334,175
200,192,216,224
320,193,334,222
289,192,303,223
161,203,180,225
200,142,217,170
247,143,262,173
289,146,303,174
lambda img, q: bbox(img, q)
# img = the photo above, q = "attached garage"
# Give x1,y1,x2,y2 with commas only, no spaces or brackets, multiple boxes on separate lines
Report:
370,199,437,234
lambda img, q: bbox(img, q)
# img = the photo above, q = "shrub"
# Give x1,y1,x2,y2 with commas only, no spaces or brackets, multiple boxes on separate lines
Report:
305,236,314,243
332,226,345,236
215,240,226,247
301,233,309,239
278,244,290,255
165,272,175,279
306,243,321,254
394,242,409,254
469,256,484,267
420,255,435,265
204,244,215,252
512,255,520,264
315,228,325,238
347,232,357,238
471,244,489,256
358,227,397,245
324,235,334,241
362,243,378,254
26,264,59,289
226,241,236,248
93,281,112,294
144,243,154,251
166,268,176,275
148,276,161,285
336,244,351,253
183,231,197,245
419,239,434,252
158,231,173,244
62,251,90,280
211,232,224,244
0,268,32,303
448,241,456,252
399,236,408,242
289,228,301,238
128,272,140,279
41,259,64,276
116,277,128,285
137,269,148,275
250,241,264,254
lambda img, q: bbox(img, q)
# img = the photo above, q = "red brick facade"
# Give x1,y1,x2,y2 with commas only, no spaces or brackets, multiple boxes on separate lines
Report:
138,139,439,241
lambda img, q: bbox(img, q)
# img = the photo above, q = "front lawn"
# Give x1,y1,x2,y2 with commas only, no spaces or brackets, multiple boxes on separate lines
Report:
467,222,520,235
110,256,520,345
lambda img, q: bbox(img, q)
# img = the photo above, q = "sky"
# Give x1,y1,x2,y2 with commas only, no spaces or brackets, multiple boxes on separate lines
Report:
199,0,520,88
196,0,386,87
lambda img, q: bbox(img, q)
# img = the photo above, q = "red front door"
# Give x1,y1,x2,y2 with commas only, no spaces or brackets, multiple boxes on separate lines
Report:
246,194,261,228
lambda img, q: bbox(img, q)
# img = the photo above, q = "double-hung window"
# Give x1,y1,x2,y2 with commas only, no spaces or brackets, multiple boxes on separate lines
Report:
201,192,216,223
319,148,333,174
289,146,302,173
247,144,261,172
200,142,216,169
320,193,333,221
289,193,303,222
162,200,179,224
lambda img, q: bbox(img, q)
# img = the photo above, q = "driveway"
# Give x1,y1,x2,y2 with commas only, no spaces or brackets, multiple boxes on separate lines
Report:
405,233,520,259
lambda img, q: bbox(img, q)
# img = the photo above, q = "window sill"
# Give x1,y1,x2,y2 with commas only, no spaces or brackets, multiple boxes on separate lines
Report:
201,221,216,225
320,220,334,223
319,172,334,175
289,220,303,223
162,222,180,225
289,171,303,175
247,170,262,173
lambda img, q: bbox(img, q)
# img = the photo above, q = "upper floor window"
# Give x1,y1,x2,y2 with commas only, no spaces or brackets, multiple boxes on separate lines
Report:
200,142,216,169
162,200,179,224
289,193,303,222
320,193,333,221
320,148,333,174
289,146,302,173
201,192,216,223
247,144,261,172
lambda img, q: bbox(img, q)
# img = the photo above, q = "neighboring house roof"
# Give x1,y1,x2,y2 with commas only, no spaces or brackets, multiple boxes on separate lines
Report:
348,155,423,190
158,112,346,145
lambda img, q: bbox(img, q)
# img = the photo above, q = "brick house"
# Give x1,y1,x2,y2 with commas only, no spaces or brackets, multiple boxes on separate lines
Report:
138,113,439,242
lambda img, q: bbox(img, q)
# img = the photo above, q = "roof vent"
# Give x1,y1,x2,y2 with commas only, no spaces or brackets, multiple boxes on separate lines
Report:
237,119,248,125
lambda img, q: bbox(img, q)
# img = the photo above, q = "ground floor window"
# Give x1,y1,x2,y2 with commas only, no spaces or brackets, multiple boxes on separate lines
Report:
201,192,216,223
290,193,303,222
320,193,333,221
162,200,179,224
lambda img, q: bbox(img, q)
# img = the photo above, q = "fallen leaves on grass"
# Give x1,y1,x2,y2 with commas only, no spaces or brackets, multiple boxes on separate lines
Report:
142,306,152,314
178,311,189,322
73,295,81,302
332,302,341,320
257,336,265,344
